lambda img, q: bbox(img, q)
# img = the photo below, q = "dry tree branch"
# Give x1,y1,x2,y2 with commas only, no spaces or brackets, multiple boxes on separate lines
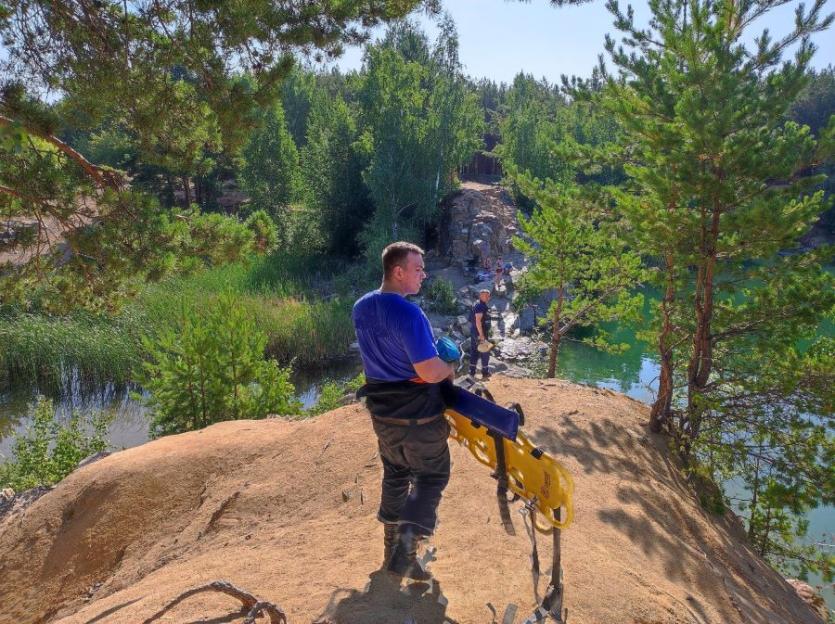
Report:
0,114,123,190
142,580,287,624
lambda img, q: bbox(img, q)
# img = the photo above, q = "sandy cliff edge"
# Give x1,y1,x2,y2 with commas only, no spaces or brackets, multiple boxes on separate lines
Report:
0,377,822,624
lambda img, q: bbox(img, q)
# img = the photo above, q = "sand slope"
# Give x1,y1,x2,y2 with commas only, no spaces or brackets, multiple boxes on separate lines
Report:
0,378,821,624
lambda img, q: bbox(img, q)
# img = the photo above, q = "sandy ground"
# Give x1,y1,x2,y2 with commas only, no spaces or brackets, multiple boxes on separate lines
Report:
0,377,822,624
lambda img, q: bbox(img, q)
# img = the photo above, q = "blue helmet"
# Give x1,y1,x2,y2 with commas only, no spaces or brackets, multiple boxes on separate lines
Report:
436,336,462,363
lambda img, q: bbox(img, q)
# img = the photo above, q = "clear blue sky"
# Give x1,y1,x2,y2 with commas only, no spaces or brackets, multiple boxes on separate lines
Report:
327,0,835,84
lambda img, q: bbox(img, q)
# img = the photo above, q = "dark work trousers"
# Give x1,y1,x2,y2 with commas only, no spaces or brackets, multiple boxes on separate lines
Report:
469,335,490,375
372,416,451,536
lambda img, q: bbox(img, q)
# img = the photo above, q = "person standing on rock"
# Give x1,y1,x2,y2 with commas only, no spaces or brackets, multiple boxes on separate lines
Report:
494,256,504,289
469,288,492,379
352,241,455,582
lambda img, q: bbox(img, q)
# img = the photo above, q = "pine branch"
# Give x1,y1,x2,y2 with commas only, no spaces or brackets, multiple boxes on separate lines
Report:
0,114,122,190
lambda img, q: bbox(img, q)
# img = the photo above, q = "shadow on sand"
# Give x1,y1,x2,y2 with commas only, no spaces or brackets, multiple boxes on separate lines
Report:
315,570,460,624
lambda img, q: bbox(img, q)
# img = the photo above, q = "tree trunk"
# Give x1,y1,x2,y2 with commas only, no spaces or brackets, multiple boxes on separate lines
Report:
165,173,177,206
0,115,121,189
194,176,203,208
650,253,676,433
182,175,192,207
685,205,721,445
650,350,674,433
547,288,565,378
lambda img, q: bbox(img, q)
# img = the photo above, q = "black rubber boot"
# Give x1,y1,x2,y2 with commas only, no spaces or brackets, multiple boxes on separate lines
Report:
383,522,399,567
386,527,431,581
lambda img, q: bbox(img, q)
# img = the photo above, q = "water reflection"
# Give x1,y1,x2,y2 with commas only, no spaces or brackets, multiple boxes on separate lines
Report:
0,381,150,459
0,359,365,458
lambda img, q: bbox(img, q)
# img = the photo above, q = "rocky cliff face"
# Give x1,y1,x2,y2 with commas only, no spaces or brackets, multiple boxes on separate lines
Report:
438,182,520,269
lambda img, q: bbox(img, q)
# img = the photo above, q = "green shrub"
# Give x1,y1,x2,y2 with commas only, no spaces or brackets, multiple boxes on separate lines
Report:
306,373,365,416
345,372,365,394
0,254,357,392
139,293,301,437
307,381,344,416
424,277,458,314
0,396,110,491
244,210,279,255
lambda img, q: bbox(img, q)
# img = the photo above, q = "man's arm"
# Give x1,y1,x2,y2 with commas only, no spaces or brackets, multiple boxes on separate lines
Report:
413,357,455,383
474,312,486,341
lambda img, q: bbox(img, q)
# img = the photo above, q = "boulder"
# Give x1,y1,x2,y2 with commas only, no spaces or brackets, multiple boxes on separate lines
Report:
437,186,522,269
785,579,829,621
518,306,537,334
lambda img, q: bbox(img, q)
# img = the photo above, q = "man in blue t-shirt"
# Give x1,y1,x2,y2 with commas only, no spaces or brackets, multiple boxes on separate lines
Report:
352,241,455,582
469,288,492,378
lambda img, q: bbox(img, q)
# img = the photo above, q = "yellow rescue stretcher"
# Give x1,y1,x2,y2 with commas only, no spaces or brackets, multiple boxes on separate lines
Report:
441,378,573,622
442,380,574,531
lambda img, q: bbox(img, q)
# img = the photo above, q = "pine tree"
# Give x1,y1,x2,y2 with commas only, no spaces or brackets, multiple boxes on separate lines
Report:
140,293,301,437
513,172,645,377
237,103,301,241
0,0,431,302
588,0,835,576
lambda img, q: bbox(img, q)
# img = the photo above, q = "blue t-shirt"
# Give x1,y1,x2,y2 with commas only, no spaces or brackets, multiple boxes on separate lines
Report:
470,300,491,335
352,290,438,381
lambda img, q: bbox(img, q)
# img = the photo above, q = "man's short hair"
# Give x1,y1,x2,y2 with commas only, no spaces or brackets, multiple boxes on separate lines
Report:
382,241,424,278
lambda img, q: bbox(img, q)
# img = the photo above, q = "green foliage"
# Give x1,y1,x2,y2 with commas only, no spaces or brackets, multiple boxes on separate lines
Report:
0,396,110,491
0,254,355,392
0,311,139,391
1,0,429,159
236,102,301,236
498,74,622,209
585,0,835,576
281,67,318,149
307,381,346,417
513,172,645,377
74,126,137,170
358,18,483,257
499,74,568,185
788,65,835,233
301,93,373,255
306,372,365,416
0,0,427,304
789,65,835,137
135,258,356,370
0,191,269,313
344,372,365,394
423,277,459,314
140,293,301,437
244,210,280,255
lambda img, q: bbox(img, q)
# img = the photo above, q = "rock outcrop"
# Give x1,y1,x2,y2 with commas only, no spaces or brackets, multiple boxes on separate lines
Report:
438,182,520,269
0,378,826,624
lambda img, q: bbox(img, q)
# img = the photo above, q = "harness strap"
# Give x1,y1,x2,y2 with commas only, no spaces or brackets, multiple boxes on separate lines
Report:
521,506,567,623
490,429,517,535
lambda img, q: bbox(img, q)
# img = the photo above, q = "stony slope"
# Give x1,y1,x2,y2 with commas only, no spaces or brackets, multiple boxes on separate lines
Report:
0,378,822,624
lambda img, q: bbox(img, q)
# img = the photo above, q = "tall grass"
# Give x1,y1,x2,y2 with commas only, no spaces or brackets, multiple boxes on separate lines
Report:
0,253,357,392
0,312,140,391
